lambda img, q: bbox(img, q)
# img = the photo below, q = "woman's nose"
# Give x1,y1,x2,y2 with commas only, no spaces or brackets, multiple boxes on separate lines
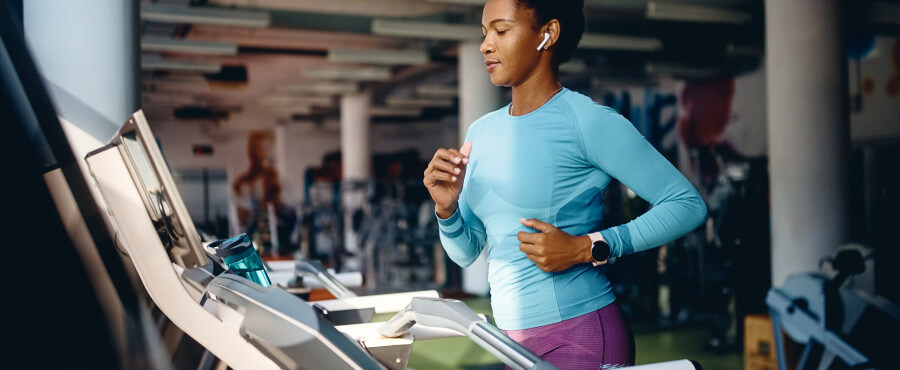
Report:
480,38,494,55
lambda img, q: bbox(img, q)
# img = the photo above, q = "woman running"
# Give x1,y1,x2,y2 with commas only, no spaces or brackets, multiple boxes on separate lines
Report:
423,0,708,367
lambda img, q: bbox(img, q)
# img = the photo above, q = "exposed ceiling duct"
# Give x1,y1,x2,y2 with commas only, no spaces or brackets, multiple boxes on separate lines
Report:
209,0,465,17
277,81,360,95
372,19,482,41
141,36,239,55
303,66,393,81
386,97,454,108
646,1,751,24
141,3,270,27
328,48,429,66
258,95,334,107
141,56,223,73
415,85,457,99
370,106,424,117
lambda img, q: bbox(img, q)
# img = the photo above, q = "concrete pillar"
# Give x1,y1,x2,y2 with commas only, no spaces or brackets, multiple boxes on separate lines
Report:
340,91,373,181
458,41,503,296
24,0,139,145
765,0,850,286
340,91,372,272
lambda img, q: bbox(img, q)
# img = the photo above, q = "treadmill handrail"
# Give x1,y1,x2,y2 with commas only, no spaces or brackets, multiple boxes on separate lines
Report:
295,260,358,299
311,290,440,314
379,297,556,370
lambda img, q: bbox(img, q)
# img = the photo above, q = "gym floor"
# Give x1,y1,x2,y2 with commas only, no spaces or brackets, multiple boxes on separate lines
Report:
392,298,744,370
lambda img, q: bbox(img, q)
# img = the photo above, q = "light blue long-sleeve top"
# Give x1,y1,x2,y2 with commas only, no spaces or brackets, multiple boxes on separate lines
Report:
437,88,707,330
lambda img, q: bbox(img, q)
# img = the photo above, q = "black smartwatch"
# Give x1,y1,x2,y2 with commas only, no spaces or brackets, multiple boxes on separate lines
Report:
589,237,610,267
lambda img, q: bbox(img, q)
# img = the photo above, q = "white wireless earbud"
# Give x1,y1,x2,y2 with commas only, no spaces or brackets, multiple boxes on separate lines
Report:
537,32,550,51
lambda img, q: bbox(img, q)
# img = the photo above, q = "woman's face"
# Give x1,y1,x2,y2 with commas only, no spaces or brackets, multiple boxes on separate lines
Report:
481,0,544,87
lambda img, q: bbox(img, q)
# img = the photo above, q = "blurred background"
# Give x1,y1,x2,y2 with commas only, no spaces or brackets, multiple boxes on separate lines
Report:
5,0,900,369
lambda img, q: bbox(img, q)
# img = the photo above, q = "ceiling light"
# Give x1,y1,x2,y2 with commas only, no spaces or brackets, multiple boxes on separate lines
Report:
142,93,204,106
416,85,458,99
328,49,429,65
277,82,359,95
372,19,482,41
386,97,454,108
646,1,751,24
141,57,222,73
141,36,238,55
578,33,662,51
270,106,314,116
370,107,423,117
303,66,392,82
141,3,270,27
258,95,333,107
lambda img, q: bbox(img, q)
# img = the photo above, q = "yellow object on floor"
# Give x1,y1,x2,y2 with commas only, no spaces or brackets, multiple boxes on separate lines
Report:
744,314,777,370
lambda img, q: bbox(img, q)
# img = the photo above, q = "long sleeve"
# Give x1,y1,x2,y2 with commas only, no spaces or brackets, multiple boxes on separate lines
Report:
580,107,708,258
435,120,489,268
436,185,488,268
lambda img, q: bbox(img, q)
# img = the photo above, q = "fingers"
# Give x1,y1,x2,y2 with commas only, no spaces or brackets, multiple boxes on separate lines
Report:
425,148,465,185
517,231,543,244
430,158,462,176
518,242,538,255
425,171,455,183
433,148,463,165
520,218,555,233
522,251,552,272
460,141,473,157
447,149,469,165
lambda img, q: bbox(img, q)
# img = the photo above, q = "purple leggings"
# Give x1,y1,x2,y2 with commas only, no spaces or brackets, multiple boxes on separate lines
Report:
502,303,635,369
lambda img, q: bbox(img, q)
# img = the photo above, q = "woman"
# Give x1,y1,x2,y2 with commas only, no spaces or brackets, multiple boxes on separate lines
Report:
423,0,708,367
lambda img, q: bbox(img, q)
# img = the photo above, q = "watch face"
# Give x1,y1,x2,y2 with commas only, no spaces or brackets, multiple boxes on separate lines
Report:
591,241,610,262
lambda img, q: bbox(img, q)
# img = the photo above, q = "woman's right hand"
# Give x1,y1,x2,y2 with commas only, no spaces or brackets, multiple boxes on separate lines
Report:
424,141,473,219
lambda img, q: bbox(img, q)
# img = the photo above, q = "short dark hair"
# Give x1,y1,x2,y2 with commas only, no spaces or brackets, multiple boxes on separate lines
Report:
514,0,584,65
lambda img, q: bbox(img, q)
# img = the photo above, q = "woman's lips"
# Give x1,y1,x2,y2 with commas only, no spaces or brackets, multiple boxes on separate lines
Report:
486,61,500,73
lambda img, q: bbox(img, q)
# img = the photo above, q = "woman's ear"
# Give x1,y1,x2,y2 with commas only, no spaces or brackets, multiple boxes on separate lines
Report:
544,19,561,49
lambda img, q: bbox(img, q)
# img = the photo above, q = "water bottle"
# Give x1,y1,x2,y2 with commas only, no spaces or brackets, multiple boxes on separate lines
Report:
208,233,271,287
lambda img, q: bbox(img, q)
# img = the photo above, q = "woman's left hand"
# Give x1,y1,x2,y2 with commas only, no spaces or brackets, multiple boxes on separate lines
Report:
517,218,596,272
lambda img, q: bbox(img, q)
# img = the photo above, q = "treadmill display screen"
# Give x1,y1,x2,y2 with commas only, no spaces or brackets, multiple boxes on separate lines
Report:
117,111,207,268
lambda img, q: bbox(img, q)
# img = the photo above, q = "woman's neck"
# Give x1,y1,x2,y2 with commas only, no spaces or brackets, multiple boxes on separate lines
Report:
510,68,561,116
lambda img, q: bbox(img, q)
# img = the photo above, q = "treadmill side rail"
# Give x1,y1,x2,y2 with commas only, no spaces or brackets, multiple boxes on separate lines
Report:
295,260,358,299
205,274,386,370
